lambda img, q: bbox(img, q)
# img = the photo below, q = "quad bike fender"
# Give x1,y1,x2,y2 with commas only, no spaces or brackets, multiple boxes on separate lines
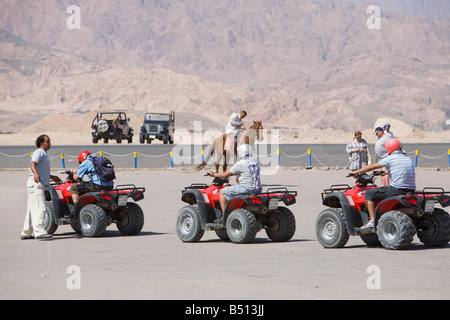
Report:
375,195,420,214
45,187,71,224
322,192,365,236
181,189,219,230
374,195,425,226
75,192,109,215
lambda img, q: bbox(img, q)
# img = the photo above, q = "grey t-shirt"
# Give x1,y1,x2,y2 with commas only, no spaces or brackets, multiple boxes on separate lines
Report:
229,157,262,191
29,148,51,185
374,134,390,160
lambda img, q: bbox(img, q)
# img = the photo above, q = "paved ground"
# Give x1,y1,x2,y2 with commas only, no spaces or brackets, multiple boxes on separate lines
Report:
0,168,449,300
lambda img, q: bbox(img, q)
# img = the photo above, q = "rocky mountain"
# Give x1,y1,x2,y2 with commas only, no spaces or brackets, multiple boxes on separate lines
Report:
0,0,449,132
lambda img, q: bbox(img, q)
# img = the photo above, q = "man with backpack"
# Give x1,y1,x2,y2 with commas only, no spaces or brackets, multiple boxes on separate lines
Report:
70,151,115,207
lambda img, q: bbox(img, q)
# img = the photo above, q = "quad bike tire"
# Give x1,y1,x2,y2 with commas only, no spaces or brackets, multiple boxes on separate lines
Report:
79,204,109,237
44,201,58,235
377,210,416,250
265,207,296,242
226,208,258,244
315,208,349,248
176,205,204,242
215,229,229,241
360,233,381,247
417,208,450,247
116,202,145,235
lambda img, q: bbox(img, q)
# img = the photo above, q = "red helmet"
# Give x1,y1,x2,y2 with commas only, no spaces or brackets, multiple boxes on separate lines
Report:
385,138,402,155
78,150,91,163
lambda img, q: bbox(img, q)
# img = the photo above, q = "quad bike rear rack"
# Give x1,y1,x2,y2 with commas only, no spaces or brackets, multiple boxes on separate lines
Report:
110,184,145,201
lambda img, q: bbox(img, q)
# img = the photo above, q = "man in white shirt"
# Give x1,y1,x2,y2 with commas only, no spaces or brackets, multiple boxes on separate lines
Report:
383,123,394,138
209,144,262,222
21,135,61,240
225,111,247,154
225,110,247,135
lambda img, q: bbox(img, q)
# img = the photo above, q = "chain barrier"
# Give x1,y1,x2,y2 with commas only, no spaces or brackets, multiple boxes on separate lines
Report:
1,148,449,169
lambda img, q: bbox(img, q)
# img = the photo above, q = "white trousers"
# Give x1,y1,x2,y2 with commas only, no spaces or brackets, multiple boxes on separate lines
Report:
21,179,47,237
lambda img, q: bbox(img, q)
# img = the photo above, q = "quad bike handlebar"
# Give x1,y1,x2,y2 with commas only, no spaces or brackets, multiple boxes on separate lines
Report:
346,170,383,178
204,172,230,186
49,170,76,186
346,170,383,187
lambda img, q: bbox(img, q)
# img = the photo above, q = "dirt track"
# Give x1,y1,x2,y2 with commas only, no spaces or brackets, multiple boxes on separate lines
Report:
0,168,449,300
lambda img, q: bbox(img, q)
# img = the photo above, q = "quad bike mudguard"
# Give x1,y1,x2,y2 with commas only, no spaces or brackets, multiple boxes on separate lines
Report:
322,192,366,236
46,187,71,224
182,189,220,230
374,191,450,223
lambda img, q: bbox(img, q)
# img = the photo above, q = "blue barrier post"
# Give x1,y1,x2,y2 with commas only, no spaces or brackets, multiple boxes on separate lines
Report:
170,151,173,168
134,152,137,169
414,150,419,167
277,149,280,166
448,149,450,168
61,153,65,169
308,149,312,167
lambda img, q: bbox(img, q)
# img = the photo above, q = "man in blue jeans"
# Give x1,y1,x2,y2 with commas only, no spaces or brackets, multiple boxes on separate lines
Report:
70,151,114,207
352,138,416,229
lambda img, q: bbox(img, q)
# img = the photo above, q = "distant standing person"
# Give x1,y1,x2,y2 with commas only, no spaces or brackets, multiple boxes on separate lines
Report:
346,131,369,172
374,127,390,186
384,123,394,138
21,135,61,240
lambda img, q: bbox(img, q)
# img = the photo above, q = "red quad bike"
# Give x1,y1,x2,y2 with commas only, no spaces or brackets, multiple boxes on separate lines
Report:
316,171,450,250
176,174,297,244
44,170,145,237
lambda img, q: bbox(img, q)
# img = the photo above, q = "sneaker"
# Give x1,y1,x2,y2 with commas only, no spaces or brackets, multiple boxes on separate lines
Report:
36,233,53,239
21,235,34,240
361,220,374,229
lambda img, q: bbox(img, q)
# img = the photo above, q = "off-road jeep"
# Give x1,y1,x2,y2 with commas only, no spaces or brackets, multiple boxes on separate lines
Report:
139,110,175,144
91,112,133,144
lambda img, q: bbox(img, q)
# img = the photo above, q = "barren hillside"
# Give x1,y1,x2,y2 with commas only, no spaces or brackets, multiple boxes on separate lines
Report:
0,0,449,134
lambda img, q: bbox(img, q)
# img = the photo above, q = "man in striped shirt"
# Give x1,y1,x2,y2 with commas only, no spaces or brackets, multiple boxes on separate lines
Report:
352,138,416,229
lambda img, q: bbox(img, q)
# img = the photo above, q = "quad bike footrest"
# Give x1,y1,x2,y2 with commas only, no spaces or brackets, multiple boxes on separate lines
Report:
205,223,224,230
353,227,375,234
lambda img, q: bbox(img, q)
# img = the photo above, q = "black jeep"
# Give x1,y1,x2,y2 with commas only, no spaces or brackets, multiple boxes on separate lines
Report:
91,112,133,144
139,110,175,144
